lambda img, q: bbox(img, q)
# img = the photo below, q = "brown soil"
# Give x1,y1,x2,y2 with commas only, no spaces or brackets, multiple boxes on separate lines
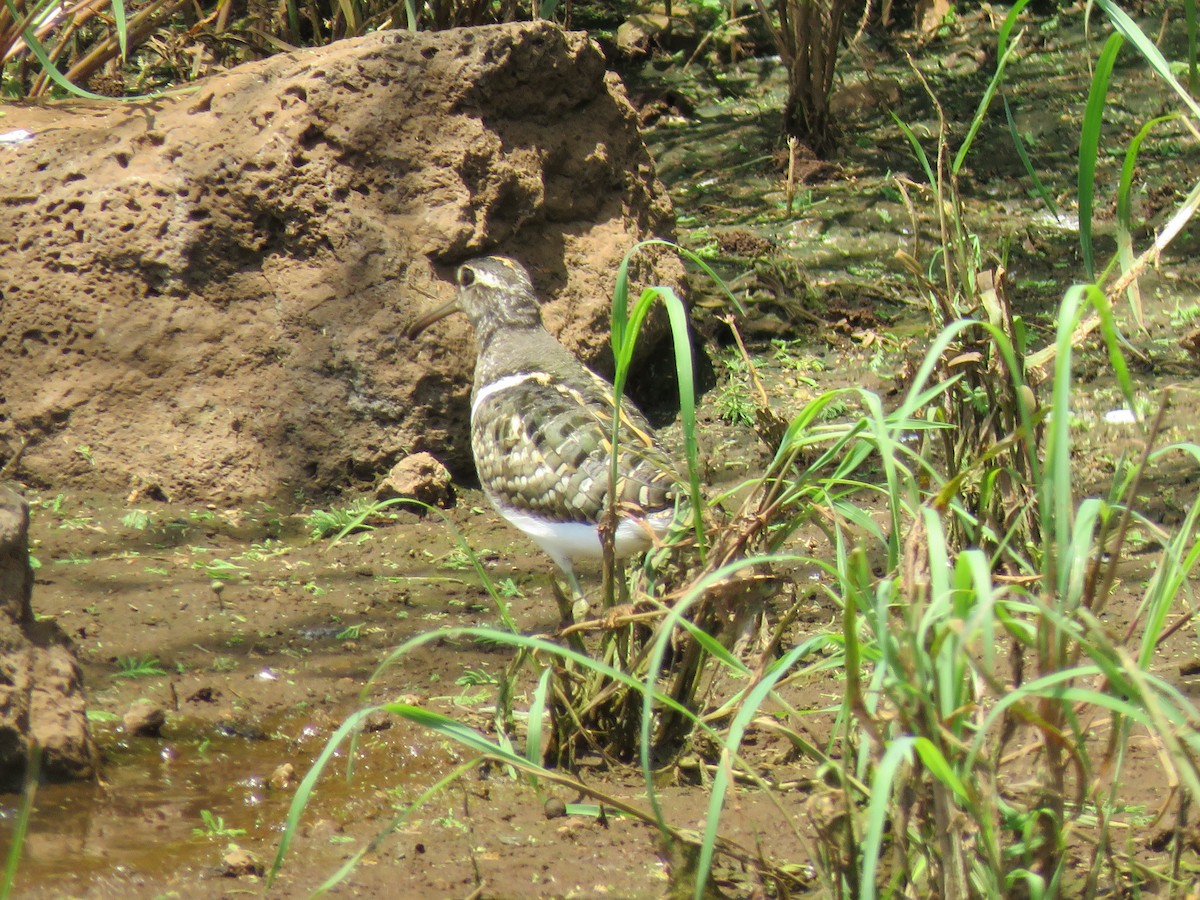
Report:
5,479,830,898
0,21,684,503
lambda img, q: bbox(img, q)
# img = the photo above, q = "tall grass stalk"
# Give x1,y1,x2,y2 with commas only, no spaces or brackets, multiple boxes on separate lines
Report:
1,744,38,900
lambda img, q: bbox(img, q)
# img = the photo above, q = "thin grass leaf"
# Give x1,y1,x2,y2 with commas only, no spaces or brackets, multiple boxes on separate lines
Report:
953,30,1023,173
286,0,303,38
673,611,750,673
1096,0,1200,120
911,736,970,802
1114,114,1175,328
637,553,819,845
891,113,937,186
111,0,128,60
363,627,703,734
1140,440,1200,666
0,745,37,900
525,666,552,772
1043,285,1110,587
385,703,534,762
1078,32,1123,280
859,736,918,900
612,240,745,560
335,0,359,35
2,0,111,99
268,705,386,885
694,633,831,900
311,757,483,895
621,284,705,556
998,0,1033,59
1087,285,1136,406
1004,96,1061,219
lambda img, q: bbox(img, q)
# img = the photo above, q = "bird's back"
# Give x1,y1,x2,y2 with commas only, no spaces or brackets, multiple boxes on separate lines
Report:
470,328,677,530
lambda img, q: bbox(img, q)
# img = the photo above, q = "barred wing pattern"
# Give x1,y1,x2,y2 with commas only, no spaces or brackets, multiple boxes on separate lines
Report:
471,371,677,526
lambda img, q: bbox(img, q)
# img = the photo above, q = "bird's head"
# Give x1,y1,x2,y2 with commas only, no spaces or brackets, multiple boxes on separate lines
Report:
409,256,542,340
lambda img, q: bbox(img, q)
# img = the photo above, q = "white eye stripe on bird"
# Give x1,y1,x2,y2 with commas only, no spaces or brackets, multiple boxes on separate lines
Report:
458,257,527,289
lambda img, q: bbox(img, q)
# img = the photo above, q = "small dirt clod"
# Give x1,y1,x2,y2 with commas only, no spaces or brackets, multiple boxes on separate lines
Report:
123,701,167,737
222,845,263,878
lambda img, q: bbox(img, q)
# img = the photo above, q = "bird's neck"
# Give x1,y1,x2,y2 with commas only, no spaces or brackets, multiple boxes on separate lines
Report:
473,322,551,384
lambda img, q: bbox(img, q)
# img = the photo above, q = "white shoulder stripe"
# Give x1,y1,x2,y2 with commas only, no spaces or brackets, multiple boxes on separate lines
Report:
472,373,540,421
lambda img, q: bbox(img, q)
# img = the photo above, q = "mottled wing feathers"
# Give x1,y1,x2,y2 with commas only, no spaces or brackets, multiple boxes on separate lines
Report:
471,371,677,525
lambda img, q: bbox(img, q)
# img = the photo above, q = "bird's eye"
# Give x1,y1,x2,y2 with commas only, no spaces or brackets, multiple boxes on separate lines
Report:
457,266,476,288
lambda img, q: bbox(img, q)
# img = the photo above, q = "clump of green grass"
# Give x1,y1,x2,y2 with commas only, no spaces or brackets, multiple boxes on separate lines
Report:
192,809,246,840
715,377,754,426
305,497,394,540
112,656,167,680
120,509,154,530
266,1,1200,888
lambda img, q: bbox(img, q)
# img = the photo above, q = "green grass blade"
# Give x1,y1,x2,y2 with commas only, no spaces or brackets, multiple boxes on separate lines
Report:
335,0,360,34
1045,285,1086,585
859,737,916,900
1004,96,1060,219
111,0,129,60
891,112,936,186
1114,114,1175,328
268,705,385,885
0,746,38,899
365,627,705,728
1095,0,1200,120
998,0,1033,59
1078,32,1124,280
525,666,552,771
953,30,1022,173
2,0,112,100
311,757,483,895
636,553,822,846
1188,0,1199,94
612,240,739,561
912,736,969,802
694,634,830,899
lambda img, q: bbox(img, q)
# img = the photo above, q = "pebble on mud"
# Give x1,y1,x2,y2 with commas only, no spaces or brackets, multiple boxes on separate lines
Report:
269,763,295,790
363,710,393,733
221,845,263,878
544,797,568,819
123,700,167,737
375,452,455,510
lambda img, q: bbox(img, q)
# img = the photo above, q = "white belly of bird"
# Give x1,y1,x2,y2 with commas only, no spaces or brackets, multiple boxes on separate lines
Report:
493,503,670,564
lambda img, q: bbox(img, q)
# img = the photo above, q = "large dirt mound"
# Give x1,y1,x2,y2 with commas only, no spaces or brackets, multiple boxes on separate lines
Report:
0,486,96,788
0,22,683,503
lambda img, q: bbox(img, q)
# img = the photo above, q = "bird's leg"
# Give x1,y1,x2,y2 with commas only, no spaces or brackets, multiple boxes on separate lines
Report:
550,574,575,626
549,568,591,655
564,566,592,625
546,555,590,625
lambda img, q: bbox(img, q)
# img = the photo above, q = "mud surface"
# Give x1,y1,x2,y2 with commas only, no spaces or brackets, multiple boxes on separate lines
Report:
6,3,1200,897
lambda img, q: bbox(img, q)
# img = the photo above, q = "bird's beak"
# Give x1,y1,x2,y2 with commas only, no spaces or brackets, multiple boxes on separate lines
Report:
408,298,460,339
